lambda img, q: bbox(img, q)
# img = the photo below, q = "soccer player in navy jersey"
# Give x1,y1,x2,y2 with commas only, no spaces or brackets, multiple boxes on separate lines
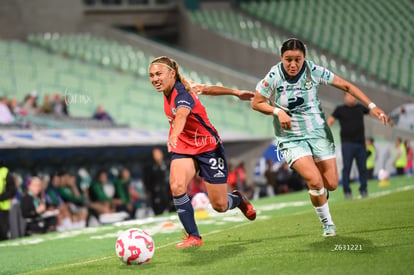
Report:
149,56,256,248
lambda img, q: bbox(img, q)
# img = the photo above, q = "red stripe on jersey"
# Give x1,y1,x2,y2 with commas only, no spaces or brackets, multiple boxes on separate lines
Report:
164,82,221,155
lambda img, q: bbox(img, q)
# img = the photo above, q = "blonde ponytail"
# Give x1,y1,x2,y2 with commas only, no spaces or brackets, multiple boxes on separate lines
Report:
170,59,192,91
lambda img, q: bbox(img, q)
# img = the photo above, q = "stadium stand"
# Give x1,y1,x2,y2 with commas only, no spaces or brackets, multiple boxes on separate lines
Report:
239,0,414,95
0,35,272,136
188,8,410,93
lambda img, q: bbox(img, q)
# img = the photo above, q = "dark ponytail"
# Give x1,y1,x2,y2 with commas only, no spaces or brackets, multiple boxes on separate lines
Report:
281,38,306,56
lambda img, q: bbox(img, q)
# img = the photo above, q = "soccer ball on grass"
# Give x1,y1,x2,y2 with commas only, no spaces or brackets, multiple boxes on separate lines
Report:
115,228,155,265
377,169,389,181
191,192,210,210
378,169,390,187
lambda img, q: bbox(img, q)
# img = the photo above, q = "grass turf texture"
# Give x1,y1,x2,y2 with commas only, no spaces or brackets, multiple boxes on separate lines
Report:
1,176,413,275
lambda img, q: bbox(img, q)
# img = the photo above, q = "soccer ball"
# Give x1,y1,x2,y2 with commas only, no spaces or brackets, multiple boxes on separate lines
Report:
115,228,155,265
191,192,210,210
378,169,390,181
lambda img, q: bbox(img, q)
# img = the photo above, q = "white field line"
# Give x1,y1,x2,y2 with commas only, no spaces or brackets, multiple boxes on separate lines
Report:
20,222,252,274
19,183,414,274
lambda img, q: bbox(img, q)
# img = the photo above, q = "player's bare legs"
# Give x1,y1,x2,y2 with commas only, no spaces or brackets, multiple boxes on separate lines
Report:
292,156,326,206
170,158,203,248
169,158,196,196
316,158,339,191
205,182,256,220
292,156,336,237
204,183,228,212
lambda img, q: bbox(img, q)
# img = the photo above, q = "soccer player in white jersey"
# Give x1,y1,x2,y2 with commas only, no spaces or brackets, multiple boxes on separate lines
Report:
252,38,388,237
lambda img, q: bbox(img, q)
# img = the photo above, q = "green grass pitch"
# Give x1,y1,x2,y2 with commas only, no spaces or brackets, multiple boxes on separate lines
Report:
1,176,413,275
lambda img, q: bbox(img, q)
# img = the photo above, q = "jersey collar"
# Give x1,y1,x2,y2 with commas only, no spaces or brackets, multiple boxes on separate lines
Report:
164,81,179,98
280,61,306,84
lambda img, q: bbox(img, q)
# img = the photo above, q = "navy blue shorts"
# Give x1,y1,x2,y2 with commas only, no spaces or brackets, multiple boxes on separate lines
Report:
171,144,228,184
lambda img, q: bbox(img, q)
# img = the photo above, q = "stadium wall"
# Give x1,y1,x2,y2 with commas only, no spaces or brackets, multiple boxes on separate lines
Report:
0,0,177,40
0,0,84,39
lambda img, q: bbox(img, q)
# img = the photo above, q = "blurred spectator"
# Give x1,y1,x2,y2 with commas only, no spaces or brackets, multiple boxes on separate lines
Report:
53,92,68,116
113,167,135,218
40,94,53,114
235,161,247,191
328,92,370,199
404,140,413,176
264,158,276,197
20,177,57,235
187,175,207,198
8,173,25,239
89,170,115,215
30,90,39,107
393,137,407,176
45,173,80,231
129,178,153,218
7,98,22,116
12,173,24,202
274,162,290,194
0,96,14,124
77,167,92,201
235,161,253,198
58,172,86,206
143,148,170,215
0,161,17,241
227,163,237,192
92,105,113,122
366,137,376,180
57,172,88,227
21,92,39,115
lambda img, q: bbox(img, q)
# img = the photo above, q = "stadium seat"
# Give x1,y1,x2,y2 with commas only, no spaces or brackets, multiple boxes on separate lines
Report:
188,8,372,90
11,33,263,135
239,0,414,95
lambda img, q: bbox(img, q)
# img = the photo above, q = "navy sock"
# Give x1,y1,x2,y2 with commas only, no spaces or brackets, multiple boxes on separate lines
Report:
173,193,200,238
227,193,242,210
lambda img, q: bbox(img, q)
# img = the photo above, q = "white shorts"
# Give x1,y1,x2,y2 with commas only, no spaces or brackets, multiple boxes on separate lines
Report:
277,127,336,166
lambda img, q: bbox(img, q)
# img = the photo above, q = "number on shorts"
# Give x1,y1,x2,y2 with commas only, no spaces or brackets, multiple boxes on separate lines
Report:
209,157,225,170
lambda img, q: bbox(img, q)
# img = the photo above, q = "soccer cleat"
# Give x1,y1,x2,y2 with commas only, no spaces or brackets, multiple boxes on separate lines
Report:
232,190,256,221
176,235,203,248
322,224,336,237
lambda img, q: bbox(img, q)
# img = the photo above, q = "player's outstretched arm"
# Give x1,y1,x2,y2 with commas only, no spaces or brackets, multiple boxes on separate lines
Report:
330,75,388,125
192,84,254,101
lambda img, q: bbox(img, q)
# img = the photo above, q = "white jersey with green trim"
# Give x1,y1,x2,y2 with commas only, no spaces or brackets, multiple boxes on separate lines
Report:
256,60,334,142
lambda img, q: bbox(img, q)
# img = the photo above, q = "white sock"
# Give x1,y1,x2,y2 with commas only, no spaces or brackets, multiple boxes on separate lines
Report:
56,225,66,232
62,217,73,230
73,220,86,229
314,202,334,225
